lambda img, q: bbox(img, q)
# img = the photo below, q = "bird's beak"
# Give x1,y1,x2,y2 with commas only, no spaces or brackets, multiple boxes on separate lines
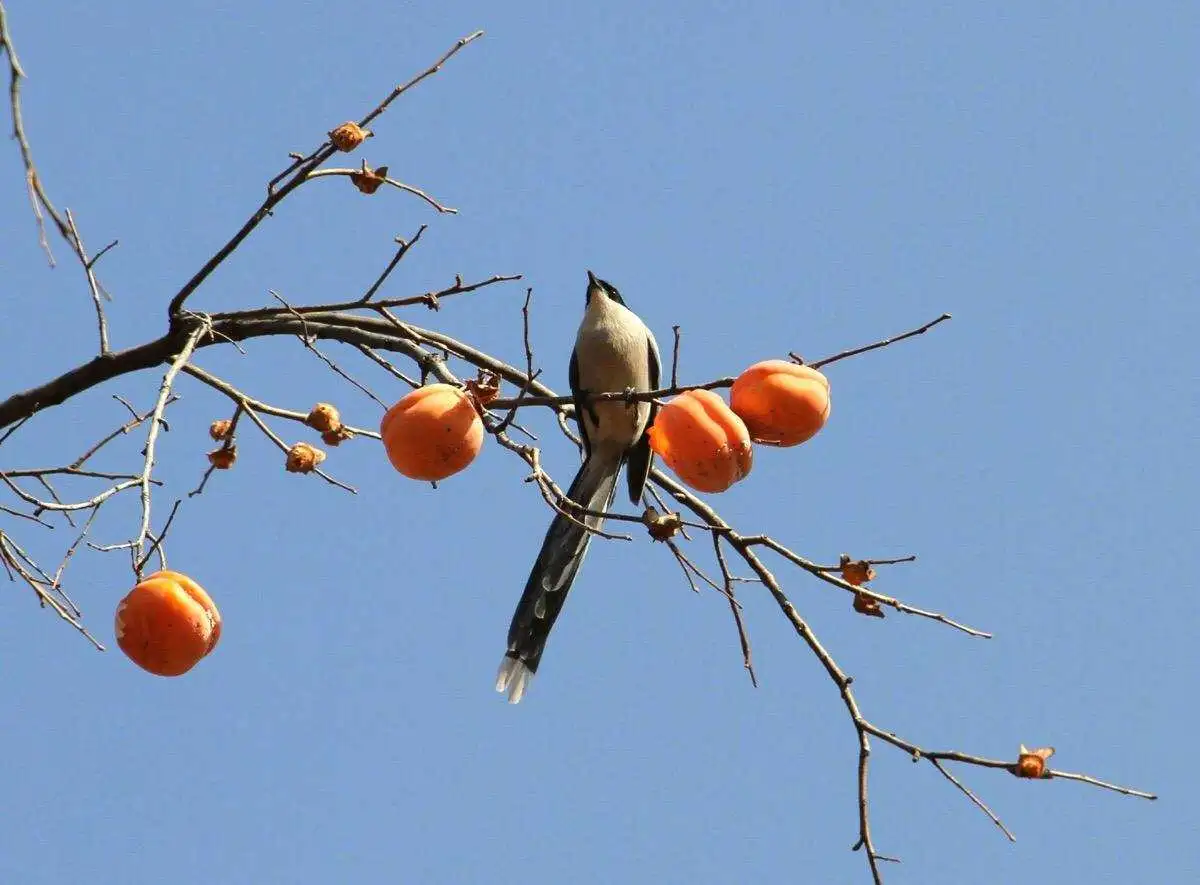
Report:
586,270,598,286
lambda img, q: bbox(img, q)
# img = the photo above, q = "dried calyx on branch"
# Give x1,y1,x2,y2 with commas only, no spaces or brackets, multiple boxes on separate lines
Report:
207,445,237,469
1015,745,1055,779
0,10,1155,884
328,121,372,152
349,161,388,195
642,507,683,542
305,403,342,434
209,419,233,441
285,442,326,474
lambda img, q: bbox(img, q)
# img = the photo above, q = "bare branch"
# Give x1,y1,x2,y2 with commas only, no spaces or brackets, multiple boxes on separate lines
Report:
359,226,426,303
670,325,681,388
1,0,68,262
166,30,484,318
0,531,103,649
713,533,757,686
65,208,112,354
305,167,458,213
132,322,207,574
798,314,953,370
360,30,485,131
181,365,358,493
181,364,379,439
136,498,182,574
270,291,388,408
744,535,991,638
930,758,1015,842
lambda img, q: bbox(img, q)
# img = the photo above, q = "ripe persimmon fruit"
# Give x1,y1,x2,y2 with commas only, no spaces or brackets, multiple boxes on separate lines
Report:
380,384,484,481
115,570,222,677
647,389,753,493
730,360,831,447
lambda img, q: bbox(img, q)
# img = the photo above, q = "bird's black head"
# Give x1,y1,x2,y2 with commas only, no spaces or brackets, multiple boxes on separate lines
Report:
585,270,626,306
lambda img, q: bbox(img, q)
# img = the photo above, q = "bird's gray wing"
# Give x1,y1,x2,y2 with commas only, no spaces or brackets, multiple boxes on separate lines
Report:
625,332,661,504
568,347,592,458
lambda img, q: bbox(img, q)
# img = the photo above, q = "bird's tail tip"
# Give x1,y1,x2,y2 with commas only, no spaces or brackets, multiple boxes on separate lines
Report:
495,655,534,704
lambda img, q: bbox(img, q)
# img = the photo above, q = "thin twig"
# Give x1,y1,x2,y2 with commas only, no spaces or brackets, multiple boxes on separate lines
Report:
1045,769,1157,800
359,30,485,130
356,345,420,388
746,535,991,638
0,413,30,448
1,1,69,263
271,291,387,407
181,363,378,439
167,30,484,318
136,498,182,573
306,168,457,213
64,208,111,354
1,474,145,512
800,314,952,370
0,531,103,649
359,225,426,303
930,759,1015,842
70,398,174,469
670,325,681,388
493,288,539,435
714,533,757,686
490,376,738,412
0,504,51,526
133,323,207,574
52,504,103,598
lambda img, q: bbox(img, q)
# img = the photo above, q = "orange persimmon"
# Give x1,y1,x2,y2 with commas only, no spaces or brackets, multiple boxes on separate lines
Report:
647,389,752,493
380,383,484,481
115,570,222,677
730,360,831,446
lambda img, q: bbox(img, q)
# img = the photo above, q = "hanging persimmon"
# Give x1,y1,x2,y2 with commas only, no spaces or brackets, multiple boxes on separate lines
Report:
380,383,484,481
647,389,753,493
115,570,222,677
730,360,831,446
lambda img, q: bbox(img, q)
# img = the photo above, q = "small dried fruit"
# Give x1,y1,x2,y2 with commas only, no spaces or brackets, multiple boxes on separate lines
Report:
306,402,342,434
465,371,502,408
321,427,355,447
643,507,683,542
209,419,233,441
1015,745,1055,779
840,554,876,587
328,121,371,152
350,161,388,195
207,446,237,469
286,442,327,473
852,592,885,618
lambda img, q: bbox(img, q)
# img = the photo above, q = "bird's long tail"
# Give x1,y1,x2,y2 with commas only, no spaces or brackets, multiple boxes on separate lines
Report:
495,449,622,703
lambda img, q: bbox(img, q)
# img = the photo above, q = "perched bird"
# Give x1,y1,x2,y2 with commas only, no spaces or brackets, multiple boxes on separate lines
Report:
496,271,661,703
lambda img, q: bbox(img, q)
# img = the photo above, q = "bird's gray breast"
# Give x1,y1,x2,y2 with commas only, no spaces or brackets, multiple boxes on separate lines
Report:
575,309,653,448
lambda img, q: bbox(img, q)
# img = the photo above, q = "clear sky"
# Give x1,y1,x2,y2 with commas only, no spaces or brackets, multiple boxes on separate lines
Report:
1,2,1194,883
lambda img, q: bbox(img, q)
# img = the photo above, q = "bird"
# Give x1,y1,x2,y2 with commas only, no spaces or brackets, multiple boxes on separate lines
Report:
495,270,662,703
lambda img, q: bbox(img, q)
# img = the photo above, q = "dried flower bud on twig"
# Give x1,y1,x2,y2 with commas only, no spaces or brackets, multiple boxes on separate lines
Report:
350,161,388,195
321,427,355,447
209,419,233,441
207,446,237,469
328,121,372,152
286,442,326,474
1015,745,1055,779
306,402,342,434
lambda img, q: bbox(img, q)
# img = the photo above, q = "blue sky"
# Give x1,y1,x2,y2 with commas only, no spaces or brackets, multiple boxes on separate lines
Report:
1,2,1194,883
